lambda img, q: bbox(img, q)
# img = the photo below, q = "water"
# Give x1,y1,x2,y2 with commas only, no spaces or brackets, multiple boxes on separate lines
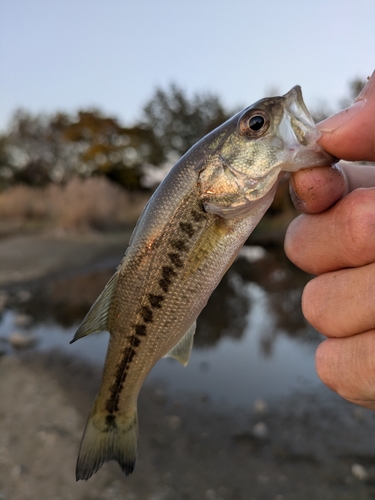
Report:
0,246,323,409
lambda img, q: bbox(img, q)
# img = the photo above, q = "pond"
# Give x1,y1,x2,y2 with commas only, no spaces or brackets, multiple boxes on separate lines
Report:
0,244,324,410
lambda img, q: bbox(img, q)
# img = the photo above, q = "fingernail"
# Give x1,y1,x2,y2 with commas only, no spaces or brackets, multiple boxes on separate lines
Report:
318,100,365,133
289,176,306,211
318,70,375,133
354,69,375,102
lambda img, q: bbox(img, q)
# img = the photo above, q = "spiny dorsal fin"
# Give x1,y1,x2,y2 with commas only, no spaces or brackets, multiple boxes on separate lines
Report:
164,321,196,366
70,271,119,344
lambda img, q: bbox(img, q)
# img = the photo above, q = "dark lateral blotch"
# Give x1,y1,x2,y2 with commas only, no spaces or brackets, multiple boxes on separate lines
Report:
129,335,141,348
171,239,189,252
191,209,206,222
124,347,136,364
179,222,195,238
148,294,164,309
141,306,153,323
159,279,169,293
106,345,136,413
159,266,176,292
135,324,147,336
105,414,117,429
168,252,184,268
162,266,176,278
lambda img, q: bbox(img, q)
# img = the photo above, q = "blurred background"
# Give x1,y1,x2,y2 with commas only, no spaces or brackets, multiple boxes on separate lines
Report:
1,1,375,499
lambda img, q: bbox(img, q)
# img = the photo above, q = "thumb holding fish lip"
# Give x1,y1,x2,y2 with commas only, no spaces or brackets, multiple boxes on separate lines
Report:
289,70,375,214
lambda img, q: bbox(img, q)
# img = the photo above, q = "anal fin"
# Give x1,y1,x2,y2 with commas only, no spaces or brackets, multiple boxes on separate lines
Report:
164,321,196,366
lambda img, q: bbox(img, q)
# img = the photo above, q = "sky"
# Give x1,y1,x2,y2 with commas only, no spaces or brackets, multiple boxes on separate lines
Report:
1,0,374,131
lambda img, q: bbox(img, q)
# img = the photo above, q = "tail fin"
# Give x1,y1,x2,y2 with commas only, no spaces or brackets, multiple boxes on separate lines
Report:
76,407,138,480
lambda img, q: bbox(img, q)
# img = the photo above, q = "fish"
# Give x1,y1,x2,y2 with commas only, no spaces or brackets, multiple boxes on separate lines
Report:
71,86,334,480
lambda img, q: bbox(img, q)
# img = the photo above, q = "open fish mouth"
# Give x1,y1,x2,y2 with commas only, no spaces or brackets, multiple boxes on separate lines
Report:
281,86,336,169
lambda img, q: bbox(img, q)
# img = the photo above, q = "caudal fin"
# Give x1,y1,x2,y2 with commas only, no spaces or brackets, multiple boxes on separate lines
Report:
76,407,138,480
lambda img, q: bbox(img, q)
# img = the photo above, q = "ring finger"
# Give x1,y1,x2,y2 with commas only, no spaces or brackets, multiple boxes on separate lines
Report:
302,262,375,337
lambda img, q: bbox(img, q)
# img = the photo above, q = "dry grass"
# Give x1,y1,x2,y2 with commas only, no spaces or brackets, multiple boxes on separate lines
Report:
0,177,149,232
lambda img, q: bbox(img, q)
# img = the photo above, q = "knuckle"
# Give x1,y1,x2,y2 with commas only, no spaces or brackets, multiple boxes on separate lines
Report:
315,340,337,390
301,278,325,331
340,189,375,262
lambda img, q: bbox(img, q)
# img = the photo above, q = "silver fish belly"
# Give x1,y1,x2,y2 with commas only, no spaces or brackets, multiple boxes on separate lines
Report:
72,86,335,480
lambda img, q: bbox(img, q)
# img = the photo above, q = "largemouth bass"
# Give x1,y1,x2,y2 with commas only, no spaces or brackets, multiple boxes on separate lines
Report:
72,86,334,480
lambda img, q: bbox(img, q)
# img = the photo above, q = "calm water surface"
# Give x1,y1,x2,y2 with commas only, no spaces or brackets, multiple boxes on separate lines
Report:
0,246,323,409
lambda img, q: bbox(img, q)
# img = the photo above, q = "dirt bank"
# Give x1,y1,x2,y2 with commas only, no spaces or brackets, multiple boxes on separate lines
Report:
1,351,375,500
1,234,375,499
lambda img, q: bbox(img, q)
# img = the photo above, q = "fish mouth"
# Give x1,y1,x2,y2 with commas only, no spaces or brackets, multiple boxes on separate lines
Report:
283,86,311,121
282,86,318,146
280,86,336,170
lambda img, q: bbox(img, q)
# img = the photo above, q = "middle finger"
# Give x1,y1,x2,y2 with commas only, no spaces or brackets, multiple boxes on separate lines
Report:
302,262,375,338
285,187,375,275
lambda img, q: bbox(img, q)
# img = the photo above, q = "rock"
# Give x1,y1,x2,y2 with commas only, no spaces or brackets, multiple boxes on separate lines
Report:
9,331,38,350
0,291,9,311
253,421,269,439
253,398,268,415
167,415,182,429
13,314,33,327
239,246,266,262
351,463,368,481
154,389,167,405
205,489,216,500
16,290,32,303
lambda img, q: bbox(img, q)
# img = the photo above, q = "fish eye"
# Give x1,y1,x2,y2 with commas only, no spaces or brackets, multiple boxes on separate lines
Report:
249,115,265,131
239,110,269,137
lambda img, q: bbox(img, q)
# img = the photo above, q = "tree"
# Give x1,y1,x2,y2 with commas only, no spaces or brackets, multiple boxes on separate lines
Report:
63,110,162,189
311,77,367,123
141,84,230,163
338,77,367,109
0,109,163,190
0,78,368,192
1,110,74,186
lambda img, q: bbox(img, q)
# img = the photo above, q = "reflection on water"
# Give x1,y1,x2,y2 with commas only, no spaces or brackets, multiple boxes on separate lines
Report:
0,247,323,409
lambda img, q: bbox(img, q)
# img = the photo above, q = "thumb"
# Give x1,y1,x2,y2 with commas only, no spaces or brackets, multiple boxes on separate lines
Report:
318,70,375,162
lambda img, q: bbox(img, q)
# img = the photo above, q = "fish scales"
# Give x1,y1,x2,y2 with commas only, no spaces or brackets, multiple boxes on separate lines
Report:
99,189,243,414
72,86,335,480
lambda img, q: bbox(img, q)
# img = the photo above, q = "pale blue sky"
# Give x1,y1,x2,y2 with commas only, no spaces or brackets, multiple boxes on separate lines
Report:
1,0,374,131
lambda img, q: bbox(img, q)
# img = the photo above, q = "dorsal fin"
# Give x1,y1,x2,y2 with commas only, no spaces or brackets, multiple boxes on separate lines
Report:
164,321,196,366
70,271,119,344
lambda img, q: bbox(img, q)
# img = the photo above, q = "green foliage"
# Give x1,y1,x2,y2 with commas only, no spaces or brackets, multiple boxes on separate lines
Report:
141,83,230,160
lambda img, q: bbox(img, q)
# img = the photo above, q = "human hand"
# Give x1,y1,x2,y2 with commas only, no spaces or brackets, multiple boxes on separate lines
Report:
285,70,375,410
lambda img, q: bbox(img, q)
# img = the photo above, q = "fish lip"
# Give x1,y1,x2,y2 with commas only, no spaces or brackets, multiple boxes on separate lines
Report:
280,86,337,169
282,85,309,115
282,85,316,130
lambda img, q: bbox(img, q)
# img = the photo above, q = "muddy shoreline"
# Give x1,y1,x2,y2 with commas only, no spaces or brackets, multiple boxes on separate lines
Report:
1,233,375,499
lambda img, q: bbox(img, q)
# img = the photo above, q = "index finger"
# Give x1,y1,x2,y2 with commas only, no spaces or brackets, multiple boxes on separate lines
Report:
285,187,375,275
290,162,375,214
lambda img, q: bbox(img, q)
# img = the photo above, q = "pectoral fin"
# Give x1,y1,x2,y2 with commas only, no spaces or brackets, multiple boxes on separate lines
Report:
164,322,196,366
70,271,119,343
